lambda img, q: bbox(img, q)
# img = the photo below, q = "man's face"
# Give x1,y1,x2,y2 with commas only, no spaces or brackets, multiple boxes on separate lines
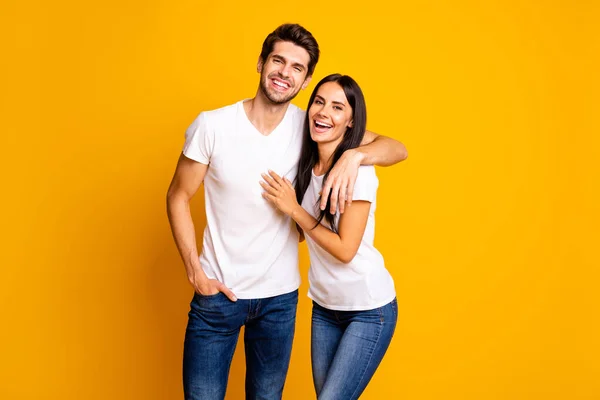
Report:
258,41,312,104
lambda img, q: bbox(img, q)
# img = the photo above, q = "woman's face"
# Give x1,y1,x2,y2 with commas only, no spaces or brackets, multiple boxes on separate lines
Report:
308,81,354,146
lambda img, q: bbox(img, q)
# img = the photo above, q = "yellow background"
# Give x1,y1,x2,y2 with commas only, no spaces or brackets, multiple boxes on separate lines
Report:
1,0,599,399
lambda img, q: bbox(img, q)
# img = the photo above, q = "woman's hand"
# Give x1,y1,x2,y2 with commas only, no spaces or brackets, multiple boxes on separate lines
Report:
260,170,300,216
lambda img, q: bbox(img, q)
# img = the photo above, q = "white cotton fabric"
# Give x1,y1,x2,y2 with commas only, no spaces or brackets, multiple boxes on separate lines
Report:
183,100,305,299
302,166,396,310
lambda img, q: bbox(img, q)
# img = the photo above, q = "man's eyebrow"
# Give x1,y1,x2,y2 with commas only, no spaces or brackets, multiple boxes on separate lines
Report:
291,62,306,70
272,54,307,70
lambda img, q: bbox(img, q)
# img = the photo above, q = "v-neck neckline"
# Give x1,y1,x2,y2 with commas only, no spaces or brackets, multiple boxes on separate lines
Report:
240,100,291,139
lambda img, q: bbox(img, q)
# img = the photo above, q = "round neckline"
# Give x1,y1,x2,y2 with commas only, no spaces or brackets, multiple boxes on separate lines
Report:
312,167,325,178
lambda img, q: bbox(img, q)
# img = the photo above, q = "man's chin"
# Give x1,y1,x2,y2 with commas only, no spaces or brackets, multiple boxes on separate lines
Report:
261,85,297,105
266,94,294,105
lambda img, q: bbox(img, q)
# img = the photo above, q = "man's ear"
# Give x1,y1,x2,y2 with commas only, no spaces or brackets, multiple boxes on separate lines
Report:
257,56,263,73
301,75,312,90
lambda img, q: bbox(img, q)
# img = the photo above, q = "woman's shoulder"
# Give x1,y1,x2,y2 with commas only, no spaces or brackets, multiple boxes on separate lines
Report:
356,165,378,182
353,165,378,201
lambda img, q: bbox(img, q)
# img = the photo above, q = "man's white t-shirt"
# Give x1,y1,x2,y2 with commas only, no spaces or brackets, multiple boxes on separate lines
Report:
302,166,396,311
182,100,305,299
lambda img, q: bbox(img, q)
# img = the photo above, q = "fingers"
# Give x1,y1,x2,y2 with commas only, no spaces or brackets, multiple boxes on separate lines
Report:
321,175,345,214
346,180,355,208
261,172,280,188
267,170,284,185
259,180,279,196
339,183,347,214
261,172,295,198
218,283,237,302
320,180,332,210
261,191,276,204
329,179,341,214
283,177,294,190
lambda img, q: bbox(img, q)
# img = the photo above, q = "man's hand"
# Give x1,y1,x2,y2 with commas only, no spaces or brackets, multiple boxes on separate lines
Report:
321,149,365,214
190,276,237,302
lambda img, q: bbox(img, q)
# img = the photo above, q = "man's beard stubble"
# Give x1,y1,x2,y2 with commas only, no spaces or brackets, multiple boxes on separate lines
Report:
259,73,300,105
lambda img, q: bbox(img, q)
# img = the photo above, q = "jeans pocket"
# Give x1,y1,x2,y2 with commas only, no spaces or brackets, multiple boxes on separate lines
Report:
195,291,222,299
191,291,227,313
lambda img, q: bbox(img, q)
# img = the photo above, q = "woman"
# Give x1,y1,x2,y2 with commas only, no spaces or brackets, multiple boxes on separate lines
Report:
260,74,397,399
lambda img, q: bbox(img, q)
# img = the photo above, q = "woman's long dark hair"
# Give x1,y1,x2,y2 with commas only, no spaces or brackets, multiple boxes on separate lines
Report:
295,74,367,232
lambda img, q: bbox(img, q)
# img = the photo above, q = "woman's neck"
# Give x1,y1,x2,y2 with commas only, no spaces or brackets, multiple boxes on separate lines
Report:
314,142,338,175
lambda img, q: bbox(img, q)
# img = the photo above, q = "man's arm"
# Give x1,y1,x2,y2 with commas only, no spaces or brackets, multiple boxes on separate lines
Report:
166,153,237,301
357,130,408,166
321,130,408,213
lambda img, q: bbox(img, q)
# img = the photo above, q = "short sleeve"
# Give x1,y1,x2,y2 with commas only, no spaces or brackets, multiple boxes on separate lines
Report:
351,166,378,203
182,112,213,165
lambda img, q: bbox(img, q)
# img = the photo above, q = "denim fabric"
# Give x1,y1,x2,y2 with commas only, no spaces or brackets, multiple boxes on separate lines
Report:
183,290,298,400
311,299,397,400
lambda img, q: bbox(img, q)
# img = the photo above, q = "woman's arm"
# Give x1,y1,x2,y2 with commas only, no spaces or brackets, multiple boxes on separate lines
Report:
296,224,305,243
260,171,370,263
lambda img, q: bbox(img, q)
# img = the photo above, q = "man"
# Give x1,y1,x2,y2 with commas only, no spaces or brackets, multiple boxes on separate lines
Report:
166,24,407,400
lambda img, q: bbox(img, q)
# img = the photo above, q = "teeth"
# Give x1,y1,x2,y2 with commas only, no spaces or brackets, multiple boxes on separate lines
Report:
315,121,332,128
273,80,289,88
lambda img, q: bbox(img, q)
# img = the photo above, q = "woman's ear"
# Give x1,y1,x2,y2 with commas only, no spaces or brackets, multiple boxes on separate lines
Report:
348,119,354,128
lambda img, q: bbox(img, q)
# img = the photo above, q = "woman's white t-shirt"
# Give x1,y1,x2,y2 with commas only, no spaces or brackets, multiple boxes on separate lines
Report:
302,165,396,311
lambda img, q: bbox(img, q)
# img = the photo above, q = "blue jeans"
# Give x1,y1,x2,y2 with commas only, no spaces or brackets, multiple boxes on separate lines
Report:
311,299,397,400
183,290,298,400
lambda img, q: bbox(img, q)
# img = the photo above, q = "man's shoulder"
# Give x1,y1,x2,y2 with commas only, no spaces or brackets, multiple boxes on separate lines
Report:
287,104,306,133
200,101,241,123
288,103,306,118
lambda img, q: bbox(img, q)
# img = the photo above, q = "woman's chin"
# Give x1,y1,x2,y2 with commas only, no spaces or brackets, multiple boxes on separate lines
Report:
310,132,330,143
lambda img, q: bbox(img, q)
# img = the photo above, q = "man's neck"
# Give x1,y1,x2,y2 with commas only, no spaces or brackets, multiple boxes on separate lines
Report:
243,92,291,136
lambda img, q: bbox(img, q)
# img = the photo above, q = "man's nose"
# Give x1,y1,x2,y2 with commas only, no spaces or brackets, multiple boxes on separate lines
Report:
278,64,291,78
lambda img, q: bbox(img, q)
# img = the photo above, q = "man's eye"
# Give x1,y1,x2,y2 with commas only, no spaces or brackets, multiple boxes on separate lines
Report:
294,67,302,72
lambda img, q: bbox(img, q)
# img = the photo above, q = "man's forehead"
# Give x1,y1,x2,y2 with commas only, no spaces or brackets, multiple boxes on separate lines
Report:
270,41,310,66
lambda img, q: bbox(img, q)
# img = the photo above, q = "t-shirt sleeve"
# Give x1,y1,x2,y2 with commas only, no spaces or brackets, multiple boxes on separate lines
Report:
182,112,213,165
351,166,379,203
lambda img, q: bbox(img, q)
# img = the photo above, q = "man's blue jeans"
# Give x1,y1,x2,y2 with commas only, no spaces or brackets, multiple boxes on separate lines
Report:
183,290,298,400
311,299,397,400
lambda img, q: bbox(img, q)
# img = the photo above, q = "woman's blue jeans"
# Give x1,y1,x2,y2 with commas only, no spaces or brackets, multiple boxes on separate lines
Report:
311,299,397,400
